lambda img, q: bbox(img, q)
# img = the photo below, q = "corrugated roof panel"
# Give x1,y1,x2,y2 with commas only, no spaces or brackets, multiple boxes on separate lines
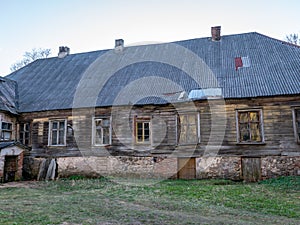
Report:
6,32,300,112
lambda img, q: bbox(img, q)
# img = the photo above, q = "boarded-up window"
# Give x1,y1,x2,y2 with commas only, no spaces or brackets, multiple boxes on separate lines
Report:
92,117,111,145
48,120,66,146
237,110,263,143
19,123,30,145
1,122,12,141
178,113,200,144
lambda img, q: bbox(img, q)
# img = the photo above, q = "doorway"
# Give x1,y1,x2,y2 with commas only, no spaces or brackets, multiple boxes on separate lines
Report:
178,157,196,179
4,156,18,182
241,157,261,182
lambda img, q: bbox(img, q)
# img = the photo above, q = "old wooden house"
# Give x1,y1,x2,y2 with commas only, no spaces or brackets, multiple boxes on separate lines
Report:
0,77,27,182
1,27,300,182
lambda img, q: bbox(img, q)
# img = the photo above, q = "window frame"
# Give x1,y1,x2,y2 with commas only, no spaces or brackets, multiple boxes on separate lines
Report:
0,121,13,141
134,117,151,144
236,109,265,144
177,112,201,145
19,122,30,145
92,116,112,146
292,107,300,143
48,119,67,146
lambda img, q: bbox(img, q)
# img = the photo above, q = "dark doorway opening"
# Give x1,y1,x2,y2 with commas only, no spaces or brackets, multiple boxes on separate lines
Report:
4,156,18,182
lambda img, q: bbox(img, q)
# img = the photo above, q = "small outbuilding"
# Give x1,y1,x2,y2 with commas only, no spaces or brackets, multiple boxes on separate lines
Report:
0,142,27,182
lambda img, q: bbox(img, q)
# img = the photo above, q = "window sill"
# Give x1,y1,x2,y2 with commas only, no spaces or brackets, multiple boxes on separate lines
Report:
93,144,111,147
177,143,200,146
236,142,266,145
134,142,151,145
48,145,67,147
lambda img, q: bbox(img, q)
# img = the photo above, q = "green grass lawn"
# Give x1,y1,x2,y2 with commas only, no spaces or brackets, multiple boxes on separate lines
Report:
0,176,299,225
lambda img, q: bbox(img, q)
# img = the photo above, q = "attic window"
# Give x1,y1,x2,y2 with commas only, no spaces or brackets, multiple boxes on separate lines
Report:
235,56,250,70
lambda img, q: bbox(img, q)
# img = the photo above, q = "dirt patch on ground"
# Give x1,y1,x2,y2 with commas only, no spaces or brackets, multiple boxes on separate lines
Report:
0,181,39,188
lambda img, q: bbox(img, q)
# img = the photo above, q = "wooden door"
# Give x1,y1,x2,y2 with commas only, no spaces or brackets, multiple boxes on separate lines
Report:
4,156,18,182
178,158,196,179
242,157,261,182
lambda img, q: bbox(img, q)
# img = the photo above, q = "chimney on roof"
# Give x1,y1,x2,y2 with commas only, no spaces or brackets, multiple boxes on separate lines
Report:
115,39,124,53
58,46,70,58
211,26,221,41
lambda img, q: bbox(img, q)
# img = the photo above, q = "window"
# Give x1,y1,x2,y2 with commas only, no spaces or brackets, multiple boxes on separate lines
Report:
236,110,264,143
292,108,300,142
1,122,12,141
92,117,111,145
178,113,200,144
49,120,66,146
19,123,30,145
135,118,151,144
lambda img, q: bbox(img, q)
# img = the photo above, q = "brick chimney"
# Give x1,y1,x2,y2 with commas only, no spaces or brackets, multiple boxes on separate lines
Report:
115,39,124,52
58,46,70,58
211,26,221,41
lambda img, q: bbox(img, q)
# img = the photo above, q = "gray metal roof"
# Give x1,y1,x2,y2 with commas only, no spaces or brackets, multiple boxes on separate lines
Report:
7,32,300,113
0,76,18,114
0,141,28,150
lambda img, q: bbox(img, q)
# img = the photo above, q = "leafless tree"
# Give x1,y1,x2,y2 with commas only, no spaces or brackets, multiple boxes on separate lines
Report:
285,33,300,45
10,48,52,72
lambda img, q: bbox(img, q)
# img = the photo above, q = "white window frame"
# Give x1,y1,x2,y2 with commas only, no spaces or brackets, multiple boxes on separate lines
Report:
292,107,300,143
0,121,13,141
177,112,201,145
48,119,67,146
92,117,112,146
236,109,265,144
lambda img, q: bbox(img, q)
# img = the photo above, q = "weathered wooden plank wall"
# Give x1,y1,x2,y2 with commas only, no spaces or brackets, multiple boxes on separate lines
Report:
17,96,300,158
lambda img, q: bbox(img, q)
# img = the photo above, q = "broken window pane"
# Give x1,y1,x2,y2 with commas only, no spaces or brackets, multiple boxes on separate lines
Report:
93,118,111,145
250,123,261,141
239,112,248,123
238,110,262,143
249,112,259,122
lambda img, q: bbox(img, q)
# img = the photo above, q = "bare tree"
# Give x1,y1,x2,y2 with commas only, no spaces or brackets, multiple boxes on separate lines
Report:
285,33,300,45
10,48,52,72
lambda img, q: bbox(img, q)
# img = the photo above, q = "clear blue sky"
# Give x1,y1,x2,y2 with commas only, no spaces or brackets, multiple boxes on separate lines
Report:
1,0,300,76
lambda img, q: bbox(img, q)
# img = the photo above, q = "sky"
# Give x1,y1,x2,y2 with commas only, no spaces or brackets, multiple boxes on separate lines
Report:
1,0,300,76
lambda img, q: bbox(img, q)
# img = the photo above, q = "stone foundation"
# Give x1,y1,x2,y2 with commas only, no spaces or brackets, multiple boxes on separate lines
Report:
23,155,300,181
56,156,178,179
261,156,300,179
196,157,241,180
